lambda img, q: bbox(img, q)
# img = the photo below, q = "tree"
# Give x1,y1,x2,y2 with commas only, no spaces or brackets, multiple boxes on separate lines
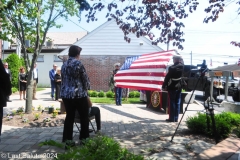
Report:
78,0,239,49
0,0,80,113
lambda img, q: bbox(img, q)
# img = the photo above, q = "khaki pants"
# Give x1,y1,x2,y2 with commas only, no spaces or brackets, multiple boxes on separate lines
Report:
33,80,37,98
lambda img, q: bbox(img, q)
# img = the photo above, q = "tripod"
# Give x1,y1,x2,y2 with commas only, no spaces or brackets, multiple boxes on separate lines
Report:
170,68,220,144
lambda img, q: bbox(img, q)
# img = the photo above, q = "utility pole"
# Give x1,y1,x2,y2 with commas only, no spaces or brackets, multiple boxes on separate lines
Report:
167,41,169,51
190,51,192,66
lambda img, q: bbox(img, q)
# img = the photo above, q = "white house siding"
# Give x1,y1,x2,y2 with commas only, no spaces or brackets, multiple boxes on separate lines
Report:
28,53,63,87
58,19,163,57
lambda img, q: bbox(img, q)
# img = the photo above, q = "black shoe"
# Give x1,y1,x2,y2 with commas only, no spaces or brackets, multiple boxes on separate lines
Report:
165,119,174,122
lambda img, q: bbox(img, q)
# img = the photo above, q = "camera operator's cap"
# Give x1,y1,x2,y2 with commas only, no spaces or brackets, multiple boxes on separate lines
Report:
114,62,121,67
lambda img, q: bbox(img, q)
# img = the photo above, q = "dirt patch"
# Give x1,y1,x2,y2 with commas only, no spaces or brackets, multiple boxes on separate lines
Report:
3,110,66,128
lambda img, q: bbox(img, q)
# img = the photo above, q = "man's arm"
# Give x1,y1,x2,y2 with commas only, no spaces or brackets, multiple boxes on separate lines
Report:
162,67,173,90
49,70,54,81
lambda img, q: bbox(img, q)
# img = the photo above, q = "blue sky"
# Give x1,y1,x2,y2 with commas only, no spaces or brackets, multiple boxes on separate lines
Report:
49,1,240,69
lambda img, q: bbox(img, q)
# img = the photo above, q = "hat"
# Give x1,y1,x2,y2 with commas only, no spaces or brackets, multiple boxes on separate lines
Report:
114,63,121,67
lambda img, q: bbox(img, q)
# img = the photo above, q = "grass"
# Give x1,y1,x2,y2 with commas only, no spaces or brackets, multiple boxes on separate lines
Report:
90,97,145,104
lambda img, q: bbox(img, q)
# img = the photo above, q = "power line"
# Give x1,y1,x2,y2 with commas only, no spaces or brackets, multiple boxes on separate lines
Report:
68,18,89,32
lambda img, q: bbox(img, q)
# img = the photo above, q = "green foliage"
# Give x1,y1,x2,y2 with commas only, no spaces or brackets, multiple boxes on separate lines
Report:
4,54,23,89
186,113,207,134
97,90,105,97
129,91,135,98
89,90,98,97
134,91,140,98
12,87,18,93
186,112,240,139
40,135,144,160
39,140,64,149
106,90,114,98
11,110,17,116
235,127,240,138
34,113,41,120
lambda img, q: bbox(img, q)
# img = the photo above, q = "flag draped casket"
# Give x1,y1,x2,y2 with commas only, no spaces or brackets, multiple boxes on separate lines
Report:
114,50,177,112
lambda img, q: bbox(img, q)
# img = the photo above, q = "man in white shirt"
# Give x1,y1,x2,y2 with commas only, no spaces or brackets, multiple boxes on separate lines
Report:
33,63,38,100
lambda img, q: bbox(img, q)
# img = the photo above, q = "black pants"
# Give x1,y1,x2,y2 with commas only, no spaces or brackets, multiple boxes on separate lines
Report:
89,107,101,130
55,83,61,100
62,97,89,142
0,107,2,136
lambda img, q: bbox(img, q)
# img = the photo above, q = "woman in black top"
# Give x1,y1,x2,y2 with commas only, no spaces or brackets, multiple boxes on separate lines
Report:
19,67,27,100
54,68,61,101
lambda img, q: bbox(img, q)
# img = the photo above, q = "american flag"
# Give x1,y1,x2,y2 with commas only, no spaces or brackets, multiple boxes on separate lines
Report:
114,50,177,91
238,58,240,66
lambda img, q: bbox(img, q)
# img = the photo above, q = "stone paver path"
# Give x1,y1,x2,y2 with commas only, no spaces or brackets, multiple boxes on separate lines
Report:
0,88,238,159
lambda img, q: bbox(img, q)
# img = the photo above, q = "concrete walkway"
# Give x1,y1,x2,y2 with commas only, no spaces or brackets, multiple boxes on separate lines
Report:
0,88,239,160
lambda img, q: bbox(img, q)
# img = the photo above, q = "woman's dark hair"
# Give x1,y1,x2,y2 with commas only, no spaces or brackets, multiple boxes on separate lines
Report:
68,45,82,57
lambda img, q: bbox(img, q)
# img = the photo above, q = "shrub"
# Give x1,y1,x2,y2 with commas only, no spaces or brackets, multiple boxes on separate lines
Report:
4,54,24,89
88,90,93,96
98,90,105,97
106,90,114,98
129,91,135,98
134,91,140,98
91,91,98,97
12,87,18,93
39,135,144,160
186,112,240,139
186,112,207,134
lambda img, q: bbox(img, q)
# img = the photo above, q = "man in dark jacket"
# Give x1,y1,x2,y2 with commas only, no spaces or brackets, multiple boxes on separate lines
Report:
3,62,12,102
162,55,184,122
0,59,12,141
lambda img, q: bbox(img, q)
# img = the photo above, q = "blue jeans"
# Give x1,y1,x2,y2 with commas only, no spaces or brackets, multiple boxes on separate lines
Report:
168,90,181,122
115,87,122,105
50,80,55,98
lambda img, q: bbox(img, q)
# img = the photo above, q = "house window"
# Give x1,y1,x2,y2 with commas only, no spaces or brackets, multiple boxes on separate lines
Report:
54,55,62,62
32,55,44,62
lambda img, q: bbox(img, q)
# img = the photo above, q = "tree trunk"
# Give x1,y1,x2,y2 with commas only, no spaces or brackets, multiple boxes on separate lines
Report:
25,79,33,113
25,66,34,113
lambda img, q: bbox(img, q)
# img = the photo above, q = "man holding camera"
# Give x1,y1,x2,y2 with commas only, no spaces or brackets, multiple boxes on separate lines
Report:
162,55,184,122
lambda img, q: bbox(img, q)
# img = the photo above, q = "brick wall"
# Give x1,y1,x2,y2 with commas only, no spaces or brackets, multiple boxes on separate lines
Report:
81,55,129,91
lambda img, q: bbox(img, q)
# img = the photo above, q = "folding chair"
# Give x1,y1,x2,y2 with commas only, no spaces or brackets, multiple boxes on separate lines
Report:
74,111,96,134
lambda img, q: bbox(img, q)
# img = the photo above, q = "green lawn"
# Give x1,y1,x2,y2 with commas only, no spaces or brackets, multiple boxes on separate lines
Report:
89,97,145,104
